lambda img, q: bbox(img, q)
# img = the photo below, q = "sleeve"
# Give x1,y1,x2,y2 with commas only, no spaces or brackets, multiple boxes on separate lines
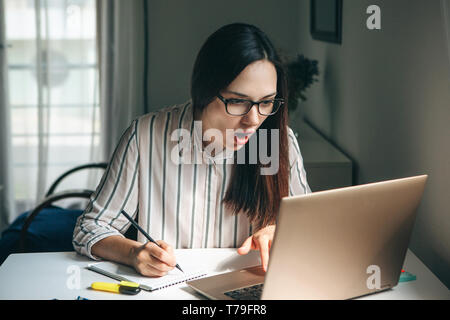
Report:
287,127,312,196
72,119,140,260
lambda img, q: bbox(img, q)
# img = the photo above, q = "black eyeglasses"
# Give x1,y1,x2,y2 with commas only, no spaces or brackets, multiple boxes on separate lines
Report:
217,94,284,116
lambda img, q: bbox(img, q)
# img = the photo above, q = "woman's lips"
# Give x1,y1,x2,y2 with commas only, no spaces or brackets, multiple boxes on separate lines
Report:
234,130,254,145
234,135,249,145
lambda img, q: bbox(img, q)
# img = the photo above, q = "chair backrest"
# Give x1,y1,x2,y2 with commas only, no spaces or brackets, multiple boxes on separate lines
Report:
19,162,109,252
45,162,108,197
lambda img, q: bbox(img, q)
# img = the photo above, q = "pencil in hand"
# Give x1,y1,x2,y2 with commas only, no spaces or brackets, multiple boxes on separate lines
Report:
120,210,184,273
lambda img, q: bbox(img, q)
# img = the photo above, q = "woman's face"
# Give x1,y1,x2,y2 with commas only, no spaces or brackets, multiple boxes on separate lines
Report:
197,59,278,152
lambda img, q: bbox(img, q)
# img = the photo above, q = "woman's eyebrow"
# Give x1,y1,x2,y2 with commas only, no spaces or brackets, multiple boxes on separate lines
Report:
224,90,277,99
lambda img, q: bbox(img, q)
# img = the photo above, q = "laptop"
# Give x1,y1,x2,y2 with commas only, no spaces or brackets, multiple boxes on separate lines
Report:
187,174,428,300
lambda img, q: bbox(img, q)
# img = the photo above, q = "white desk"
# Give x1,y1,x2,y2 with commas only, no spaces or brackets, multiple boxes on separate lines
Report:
0,249,448,300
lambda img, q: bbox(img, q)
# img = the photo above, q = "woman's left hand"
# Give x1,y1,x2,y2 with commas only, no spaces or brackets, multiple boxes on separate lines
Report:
237,224,275,272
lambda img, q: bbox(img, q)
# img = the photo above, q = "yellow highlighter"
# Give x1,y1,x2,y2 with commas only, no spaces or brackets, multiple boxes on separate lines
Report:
91,281,141,295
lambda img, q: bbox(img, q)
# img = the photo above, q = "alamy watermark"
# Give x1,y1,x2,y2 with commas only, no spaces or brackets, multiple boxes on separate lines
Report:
366,265,381,290
66,265,81,290
367,5,381,30
170,121,280,175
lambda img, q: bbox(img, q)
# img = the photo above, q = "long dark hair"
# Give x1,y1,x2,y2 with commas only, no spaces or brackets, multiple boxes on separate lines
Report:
190,23,289,229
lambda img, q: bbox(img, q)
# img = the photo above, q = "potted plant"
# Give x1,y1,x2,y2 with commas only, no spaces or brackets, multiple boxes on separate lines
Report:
285,54,319,115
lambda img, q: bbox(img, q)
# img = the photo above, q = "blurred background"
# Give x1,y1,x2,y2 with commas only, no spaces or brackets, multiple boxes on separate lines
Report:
0,0,448,288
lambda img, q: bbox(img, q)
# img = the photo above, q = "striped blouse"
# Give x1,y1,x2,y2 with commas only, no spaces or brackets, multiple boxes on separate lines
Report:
72,100,311,260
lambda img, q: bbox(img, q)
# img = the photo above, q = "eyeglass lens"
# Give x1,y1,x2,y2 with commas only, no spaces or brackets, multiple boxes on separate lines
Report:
226,99,281,116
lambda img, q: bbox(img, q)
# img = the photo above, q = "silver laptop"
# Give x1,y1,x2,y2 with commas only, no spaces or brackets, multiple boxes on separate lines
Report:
187,175,428,300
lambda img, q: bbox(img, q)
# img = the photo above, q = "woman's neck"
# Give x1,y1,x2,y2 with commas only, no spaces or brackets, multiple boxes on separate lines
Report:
193,107,222,156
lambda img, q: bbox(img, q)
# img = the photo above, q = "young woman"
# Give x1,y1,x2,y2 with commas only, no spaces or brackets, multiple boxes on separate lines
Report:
72,23,311,277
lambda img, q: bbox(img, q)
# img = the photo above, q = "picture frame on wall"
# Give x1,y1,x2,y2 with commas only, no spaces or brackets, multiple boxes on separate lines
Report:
310,0,343,44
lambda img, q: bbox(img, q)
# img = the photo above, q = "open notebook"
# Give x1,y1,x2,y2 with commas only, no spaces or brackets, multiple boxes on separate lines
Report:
87,261,207,291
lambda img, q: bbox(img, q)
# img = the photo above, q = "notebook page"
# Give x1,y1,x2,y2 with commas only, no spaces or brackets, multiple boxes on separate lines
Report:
88,261,207,291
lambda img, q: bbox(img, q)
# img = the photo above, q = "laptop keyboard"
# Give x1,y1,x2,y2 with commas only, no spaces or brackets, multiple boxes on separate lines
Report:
224,283,263,300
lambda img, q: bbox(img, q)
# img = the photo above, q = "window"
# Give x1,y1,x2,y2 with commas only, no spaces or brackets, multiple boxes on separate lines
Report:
5,0,100,213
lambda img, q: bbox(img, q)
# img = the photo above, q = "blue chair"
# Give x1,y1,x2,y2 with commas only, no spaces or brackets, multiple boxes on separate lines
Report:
0,205,87,258
0,162,130,265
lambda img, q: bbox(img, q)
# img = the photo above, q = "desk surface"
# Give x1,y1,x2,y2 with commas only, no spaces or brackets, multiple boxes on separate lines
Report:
0,249,448,300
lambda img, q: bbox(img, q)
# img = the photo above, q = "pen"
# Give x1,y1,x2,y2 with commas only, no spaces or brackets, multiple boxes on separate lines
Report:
121,210,184,273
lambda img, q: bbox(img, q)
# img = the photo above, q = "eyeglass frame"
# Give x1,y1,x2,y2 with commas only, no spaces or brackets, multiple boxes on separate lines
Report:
216,93,284,116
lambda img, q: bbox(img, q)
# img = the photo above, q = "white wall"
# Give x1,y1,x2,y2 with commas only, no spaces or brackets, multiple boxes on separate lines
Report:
146,0,300,110
296,0,450,288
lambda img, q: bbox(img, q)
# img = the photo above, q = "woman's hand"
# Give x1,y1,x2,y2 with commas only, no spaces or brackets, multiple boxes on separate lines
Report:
129,240,176,277
237,225,275,272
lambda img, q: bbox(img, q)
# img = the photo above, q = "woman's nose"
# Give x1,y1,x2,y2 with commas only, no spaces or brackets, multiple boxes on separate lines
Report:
242,104,261,126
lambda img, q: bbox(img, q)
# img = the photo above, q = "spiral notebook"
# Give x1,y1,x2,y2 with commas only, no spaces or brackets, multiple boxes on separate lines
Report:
88,261,207,291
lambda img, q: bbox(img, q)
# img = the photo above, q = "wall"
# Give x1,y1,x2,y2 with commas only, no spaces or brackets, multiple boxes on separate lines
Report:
146,0,301,111
296,0,450,288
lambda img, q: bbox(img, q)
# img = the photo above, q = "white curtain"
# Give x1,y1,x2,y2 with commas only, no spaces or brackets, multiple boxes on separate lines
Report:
0,0,13,232
1,0,100,226
97,0,149,159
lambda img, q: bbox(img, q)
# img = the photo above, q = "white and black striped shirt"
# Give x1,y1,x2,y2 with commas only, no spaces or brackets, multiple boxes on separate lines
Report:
72,100,311,260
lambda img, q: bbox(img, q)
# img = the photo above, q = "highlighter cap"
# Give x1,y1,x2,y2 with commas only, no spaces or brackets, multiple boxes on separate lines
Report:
91,281,141,295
